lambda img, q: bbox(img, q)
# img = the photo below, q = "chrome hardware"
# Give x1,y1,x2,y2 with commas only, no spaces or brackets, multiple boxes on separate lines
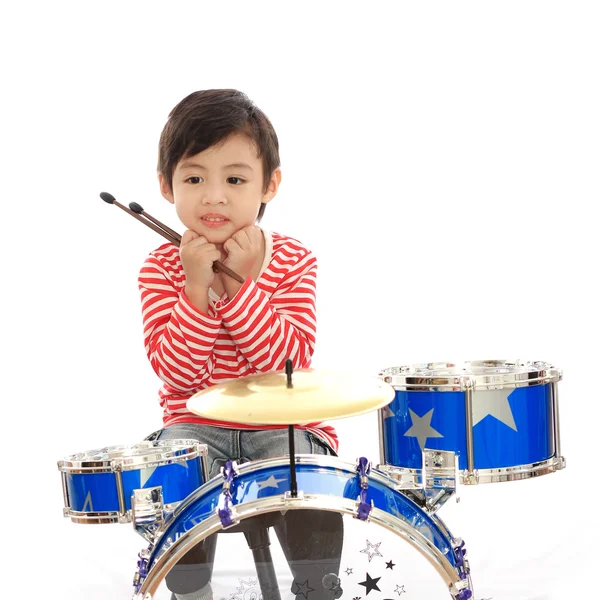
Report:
550,381,564,465
132,487,165,543
380,449,458,513
283,490,305,502
463,378,476,482
60,471,71,515
111,459,129,523
379,359,562,391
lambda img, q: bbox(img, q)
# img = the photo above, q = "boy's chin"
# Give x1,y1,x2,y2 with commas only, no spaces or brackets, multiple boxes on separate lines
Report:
190,228,230,245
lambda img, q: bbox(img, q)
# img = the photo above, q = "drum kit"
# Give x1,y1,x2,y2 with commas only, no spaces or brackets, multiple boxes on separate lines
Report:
57,359,565,600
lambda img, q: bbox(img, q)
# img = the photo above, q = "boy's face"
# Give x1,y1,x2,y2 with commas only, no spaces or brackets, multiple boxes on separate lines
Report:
159,132,280,244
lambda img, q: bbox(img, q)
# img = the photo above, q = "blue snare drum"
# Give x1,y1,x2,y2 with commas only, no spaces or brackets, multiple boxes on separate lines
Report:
58,440,208,524
132,456,474,599
378,360,566,485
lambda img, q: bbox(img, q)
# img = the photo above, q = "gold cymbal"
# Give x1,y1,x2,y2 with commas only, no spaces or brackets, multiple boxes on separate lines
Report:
187,368,395,425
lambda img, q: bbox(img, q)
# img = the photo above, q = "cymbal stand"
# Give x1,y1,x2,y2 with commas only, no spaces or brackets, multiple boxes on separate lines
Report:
285,359,298,498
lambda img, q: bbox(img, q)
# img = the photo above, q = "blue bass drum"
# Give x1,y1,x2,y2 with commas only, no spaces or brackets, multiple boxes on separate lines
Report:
58,440,207,524
132,456,474,599
378,360,566,485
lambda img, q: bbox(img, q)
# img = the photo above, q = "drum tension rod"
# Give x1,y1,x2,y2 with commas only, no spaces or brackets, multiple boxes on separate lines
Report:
286,359,298,498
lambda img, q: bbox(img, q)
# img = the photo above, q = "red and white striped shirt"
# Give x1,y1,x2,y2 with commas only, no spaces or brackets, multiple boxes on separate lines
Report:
138,230,338,452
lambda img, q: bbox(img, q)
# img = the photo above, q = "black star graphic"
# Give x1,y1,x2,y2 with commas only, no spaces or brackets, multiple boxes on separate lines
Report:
345,567,354,575
358,573,381,595
385,560,395,570
292,579,315,599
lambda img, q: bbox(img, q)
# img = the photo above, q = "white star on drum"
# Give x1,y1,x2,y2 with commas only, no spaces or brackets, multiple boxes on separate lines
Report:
256,475,287,489
472,388,517,431
403,408,443,451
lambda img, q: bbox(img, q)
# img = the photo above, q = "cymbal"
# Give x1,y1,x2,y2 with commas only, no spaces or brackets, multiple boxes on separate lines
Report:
187,368,395,425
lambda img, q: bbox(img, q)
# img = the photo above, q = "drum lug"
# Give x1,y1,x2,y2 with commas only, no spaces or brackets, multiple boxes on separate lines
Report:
60,471,72,516
355,457,373,521
111,459,130,523
449,538,472,598
132,544,153,598
132,487,165,542
217,460,240,529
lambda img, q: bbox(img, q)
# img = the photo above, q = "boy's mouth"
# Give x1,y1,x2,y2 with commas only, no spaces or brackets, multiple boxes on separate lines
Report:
200,213,229,228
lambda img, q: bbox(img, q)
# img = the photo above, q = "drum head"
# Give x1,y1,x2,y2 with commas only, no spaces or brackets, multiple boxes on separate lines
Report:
149,510,465,600
134,457,471,599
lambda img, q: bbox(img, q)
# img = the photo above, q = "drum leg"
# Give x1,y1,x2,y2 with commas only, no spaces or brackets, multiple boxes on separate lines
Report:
274,510,344,600
243,527,282,600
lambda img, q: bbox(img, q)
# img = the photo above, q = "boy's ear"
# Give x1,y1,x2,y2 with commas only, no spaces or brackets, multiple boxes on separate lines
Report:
262,168,282,205
158,172,175,204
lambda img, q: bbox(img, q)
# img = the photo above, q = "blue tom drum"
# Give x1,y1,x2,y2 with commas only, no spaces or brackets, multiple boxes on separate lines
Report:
58,440,208,524
378,360,566,485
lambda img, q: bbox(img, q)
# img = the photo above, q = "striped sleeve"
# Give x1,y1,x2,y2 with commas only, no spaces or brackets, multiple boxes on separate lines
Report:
138,247,222,392
215,249,317,372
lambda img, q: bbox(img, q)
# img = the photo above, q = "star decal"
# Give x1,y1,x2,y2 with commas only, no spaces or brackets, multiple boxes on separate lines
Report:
345,568,354,575
394,585,406,595
231,578,260,600
82,490,94,512
383,404,395,419
292,579,315,599
386,560,395,570
472,389,517,431
360,539,383,562
403,408,443,450
358,573,381,595
140,466,158,488
256,475,287,489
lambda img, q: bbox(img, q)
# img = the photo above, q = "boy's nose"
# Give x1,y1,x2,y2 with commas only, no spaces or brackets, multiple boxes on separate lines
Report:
201,186,227,205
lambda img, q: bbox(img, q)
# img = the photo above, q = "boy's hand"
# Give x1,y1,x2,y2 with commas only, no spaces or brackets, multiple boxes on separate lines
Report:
180,230,221,292
222,226,264,281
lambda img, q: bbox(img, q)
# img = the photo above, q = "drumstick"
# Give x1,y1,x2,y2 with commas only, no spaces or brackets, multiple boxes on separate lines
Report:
128,202,245,285
129,201,181,243
100,192,179,245
99,192,245,284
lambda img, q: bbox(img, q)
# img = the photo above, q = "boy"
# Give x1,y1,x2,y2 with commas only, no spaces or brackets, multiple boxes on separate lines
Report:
140,90,343,600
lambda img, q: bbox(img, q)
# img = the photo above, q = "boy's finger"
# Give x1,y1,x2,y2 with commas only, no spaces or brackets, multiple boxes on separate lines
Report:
181,230,200,245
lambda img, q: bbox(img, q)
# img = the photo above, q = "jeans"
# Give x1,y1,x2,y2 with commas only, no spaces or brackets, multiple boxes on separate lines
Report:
149,424,344,600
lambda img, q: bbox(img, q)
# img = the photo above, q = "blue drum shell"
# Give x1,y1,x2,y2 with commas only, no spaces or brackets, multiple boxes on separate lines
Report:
150,458,458,568
383,384,554,471
66,457,204,513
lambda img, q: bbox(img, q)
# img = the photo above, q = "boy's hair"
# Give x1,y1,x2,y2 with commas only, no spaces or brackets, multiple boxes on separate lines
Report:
158,89,280,222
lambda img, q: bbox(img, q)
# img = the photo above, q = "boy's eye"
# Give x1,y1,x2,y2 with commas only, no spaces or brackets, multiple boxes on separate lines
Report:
186,176,203,184
227,177,244,185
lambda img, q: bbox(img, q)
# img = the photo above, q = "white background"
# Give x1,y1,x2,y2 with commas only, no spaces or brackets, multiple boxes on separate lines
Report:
2,1,599,598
